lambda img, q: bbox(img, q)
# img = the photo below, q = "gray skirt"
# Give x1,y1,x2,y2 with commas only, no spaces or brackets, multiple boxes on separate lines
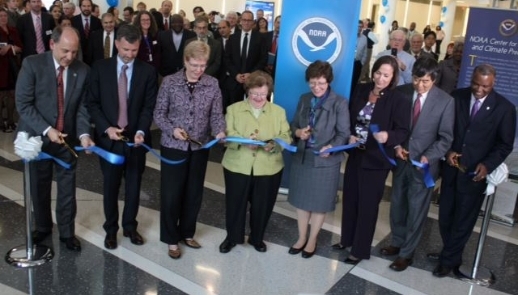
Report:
288,149,341,213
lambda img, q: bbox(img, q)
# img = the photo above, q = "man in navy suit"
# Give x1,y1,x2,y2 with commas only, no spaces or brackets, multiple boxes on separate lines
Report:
430,64,516,277
72,0,101,65
16,26,95,251
87,24,157,250
16,0,55,58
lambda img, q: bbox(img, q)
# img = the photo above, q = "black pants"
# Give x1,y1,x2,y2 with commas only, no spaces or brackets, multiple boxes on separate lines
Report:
223,168,282,244
160,146,209,245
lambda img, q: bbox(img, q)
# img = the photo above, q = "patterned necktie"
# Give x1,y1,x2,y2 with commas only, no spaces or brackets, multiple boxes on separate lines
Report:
241,33,249,73
471,99,481,121
84,18,90,38
164,18,169,30
35,15,45,53
56,66,65,131
104,32,110,58
414,54,419,59
412,94,422,127
270,34,277,53
117,65,128,128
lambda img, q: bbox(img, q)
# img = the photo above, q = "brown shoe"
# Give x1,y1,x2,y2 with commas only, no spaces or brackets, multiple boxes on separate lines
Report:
380,245,400,256
168,246,181,259
389,257,413,271
184,239,201,249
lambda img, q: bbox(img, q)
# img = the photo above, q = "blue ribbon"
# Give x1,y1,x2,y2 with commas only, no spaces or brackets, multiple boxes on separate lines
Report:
224,137,297,152
74,146,125,165
312,142,361,155
369,124,435,188
34,152,71,169
126,143,185,165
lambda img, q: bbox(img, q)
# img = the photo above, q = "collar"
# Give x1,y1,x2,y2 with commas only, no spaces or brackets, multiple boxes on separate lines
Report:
52,57,68,71
116,55,135,70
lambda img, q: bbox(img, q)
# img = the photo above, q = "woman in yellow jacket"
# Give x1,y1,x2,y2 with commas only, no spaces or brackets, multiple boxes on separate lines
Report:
219,70,291,253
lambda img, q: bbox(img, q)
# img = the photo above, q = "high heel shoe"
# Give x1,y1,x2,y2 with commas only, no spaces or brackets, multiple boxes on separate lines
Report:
301,243,317,258
288,241,307,255
331,243,346,250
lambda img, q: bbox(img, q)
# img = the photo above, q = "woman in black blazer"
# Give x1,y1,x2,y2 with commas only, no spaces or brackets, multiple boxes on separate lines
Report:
333,56,412,264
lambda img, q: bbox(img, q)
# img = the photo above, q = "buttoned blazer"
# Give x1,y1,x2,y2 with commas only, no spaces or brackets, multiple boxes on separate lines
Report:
156,29,197,76
87,29,118,65
396,83,455,179
16,51,90,142
224,30,267,80
72,15,102,64
87,57,158,150
16,12,55,58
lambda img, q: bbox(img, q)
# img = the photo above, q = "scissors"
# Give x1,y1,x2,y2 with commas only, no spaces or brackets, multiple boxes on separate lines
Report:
116,132,129,142
180,131,203,146
59,133,78,158
452,154,467,173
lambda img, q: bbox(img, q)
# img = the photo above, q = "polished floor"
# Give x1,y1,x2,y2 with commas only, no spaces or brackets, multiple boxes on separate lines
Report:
0,129,517,295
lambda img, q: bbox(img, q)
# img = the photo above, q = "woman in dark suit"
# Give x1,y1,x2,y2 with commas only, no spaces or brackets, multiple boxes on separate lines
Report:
333,56,411,264
133,11,159,70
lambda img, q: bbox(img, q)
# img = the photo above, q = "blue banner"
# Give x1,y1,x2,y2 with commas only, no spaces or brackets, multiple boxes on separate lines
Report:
273,0,362,120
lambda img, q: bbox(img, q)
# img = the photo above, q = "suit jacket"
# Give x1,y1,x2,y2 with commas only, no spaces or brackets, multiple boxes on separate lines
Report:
157,29,196,76
87,29,118,65
87,57,158,151
347,83,412,170
290,90,350,167
16,51,90,145
72,14,102,64
16,12,55,59
435,58,459,94
224,30,267,84
185,37,222,77
442,88,516,193
263,30,278,78
396,84,455,179
152,13,172,31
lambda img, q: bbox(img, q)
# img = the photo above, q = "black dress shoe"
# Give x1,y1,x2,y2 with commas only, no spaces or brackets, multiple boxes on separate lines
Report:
380,245,400,256
344,256,361,265
219,239,236,253
453,266,470,279
389,257,413,271
59,236,81,251
433,264,452,277
123,230,144,245
288,241,307,255
301,244,317,258
426,252,440,261
248,238,267,252
331,243,346,250
32,230,51,243
105,234,117,250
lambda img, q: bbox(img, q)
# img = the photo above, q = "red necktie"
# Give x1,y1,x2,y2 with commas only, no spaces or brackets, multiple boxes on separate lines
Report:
84,18,90,38
56,66,65,131
117,65,128,128
164,18,169,30
270,34,277,53
412,94,422,127
35,15,45,53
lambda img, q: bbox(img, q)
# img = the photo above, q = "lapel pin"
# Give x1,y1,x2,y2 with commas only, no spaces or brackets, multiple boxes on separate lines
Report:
73,73,77,77
486,106,490,110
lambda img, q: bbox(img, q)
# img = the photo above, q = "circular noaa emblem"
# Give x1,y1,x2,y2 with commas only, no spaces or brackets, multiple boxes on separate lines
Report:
292,17,342,66
499,19,517,37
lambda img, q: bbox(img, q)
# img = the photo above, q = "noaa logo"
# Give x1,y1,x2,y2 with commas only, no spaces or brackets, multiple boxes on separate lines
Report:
499,19,516,37
292,17,342,66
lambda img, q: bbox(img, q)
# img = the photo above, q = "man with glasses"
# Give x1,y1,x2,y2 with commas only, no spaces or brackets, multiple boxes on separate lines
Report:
187,15,221,77
224,10,267,105
376,29,414,85
380,57,454,272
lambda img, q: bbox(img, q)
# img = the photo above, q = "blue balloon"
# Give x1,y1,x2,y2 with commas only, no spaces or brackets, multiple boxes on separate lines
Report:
442,6,447,13
382,0,388,7
107,0,118,7
380,15,386,24
439,21,444,27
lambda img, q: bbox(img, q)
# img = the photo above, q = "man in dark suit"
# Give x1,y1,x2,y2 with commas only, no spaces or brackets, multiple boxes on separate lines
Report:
87,12,117,64
87,24,157,250
16,26,95,251
187,15,221,78
430,64,516,277
264,15,280,79
152,0,172,31
224,10,267,105
72,0,101,65
16,0,55,59
157,14,196,77
380,57,454,271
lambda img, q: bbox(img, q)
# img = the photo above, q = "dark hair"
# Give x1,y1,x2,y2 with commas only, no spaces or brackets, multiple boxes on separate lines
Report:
257,17,268,29
209,11,218,16
92,4,98,10
116,24,141,43
193,6,204,13
51,25,80,43
49,4,61,13
274,15,281,22
107,6,116,15
424,31,436,40
305,60,334,83
58,15,72,25
123,6,134,14
473,64,496,77
133,11,158,37
368,21,375,29
245,70,274,95
194,15,209,26
371,56,399,89
412,57,439,80
78,0,92,7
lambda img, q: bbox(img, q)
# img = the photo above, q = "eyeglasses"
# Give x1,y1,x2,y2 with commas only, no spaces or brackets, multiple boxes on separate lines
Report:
412,77,433,85
249,92,268,98
308,81,328,88
187,62,207,69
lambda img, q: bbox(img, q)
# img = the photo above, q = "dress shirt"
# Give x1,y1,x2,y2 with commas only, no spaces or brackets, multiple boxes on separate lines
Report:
103,30,114,57
469,94,487,111
172,31,182,50
115,56,143,136
81,15,91,28
413,91,429,111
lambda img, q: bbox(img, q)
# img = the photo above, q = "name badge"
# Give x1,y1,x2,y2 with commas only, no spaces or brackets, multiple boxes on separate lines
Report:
46,30,52,35
152,40,157,45
149,54,153,62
